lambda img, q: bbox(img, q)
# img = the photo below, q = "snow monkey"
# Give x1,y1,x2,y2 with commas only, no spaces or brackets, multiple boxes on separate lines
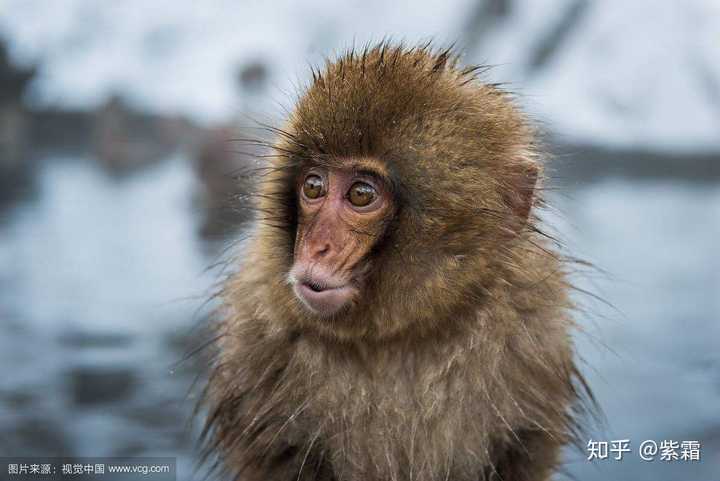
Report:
202,42,592,481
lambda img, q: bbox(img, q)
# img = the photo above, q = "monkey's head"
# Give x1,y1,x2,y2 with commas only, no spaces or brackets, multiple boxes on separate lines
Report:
251,44,541,341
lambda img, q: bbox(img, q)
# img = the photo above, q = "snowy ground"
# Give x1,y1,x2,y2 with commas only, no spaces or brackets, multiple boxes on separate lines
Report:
1,0,718,152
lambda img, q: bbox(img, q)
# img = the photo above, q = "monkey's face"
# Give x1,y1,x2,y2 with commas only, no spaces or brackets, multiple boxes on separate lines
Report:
253,45,542,339
288,158,394,317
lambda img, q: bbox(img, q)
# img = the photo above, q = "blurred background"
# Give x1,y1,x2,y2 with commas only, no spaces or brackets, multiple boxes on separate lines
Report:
0,0,717,479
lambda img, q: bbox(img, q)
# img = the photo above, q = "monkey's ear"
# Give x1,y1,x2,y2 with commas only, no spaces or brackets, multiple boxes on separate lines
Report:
504,160,539,229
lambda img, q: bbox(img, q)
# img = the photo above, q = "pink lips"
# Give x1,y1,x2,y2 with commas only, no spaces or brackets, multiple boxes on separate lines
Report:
293,278,357,316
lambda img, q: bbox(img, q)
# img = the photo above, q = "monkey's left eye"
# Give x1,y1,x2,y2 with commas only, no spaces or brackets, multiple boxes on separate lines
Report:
347,182,377,207
302,175,325,199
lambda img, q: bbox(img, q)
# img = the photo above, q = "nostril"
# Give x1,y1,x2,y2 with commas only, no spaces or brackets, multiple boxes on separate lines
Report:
316,244,330,257
302,281,326,293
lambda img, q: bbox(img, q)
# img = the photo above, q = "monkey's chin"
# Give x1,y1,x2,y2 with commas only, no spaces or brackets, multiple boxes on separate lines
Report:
294,282,357,317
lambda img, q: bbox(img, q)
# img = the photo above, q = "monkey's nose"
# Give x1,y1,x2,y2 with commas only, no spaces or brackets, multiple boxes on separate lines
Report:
307,281,324,292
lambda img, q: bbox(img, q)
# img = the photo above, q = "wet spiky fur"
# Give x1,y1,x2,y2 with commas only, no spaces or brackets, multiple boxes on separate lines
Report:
202,43,592,481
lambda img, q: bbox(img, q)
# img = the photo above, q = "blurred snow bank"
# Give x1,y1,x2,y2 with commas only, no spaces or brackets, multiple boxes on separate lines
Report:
0,0,718,152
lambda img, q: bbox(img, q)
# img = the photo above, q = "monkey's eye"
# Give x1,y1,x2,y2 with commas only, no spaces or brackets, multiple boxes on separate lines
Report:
347,182,377,208
302,175,325,199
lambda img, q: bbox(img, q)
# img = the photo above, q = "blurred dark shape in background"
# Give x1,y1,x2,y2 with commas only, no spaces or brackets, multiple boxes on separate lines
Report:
0,41,35,206
193,59,271,241
525,0,588,73
0,1,717,479
92,95,198,174
462,0,513,55
237,59,269,95
463,0,590,74
193,125,260,241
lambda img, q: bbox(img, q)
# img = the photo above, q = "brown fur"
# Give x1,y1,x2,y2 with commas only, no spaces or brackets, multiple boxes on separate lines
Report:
202,42,591,481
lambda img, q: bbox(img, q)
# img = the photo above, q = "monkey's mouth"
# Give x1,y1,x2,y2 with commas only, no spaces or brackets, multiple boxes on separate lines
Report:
294,278,358,317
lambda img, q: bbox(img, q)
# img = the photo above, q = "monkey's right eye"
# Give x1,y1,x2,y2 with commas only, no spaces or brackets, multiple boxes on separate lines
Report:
302,175,325,199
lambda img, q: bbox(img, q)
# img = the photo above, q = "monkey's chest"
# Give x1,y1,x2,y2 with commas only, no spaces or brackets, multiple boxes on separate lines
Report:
304,363,502,480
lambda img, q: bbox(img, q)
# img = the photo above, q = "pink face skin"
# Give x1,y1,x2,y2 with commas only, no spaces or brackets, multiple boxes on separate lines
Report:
289,164,392,317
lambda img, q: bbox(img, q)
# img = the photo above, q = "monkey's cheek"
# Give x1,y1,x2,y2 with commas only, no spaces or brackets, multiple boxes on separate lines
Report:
293,283,357,317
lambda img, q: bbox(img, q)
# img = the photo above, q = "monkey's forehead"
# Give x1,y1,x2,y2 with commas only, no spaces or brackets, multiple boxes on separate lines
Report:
283,44,531,168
